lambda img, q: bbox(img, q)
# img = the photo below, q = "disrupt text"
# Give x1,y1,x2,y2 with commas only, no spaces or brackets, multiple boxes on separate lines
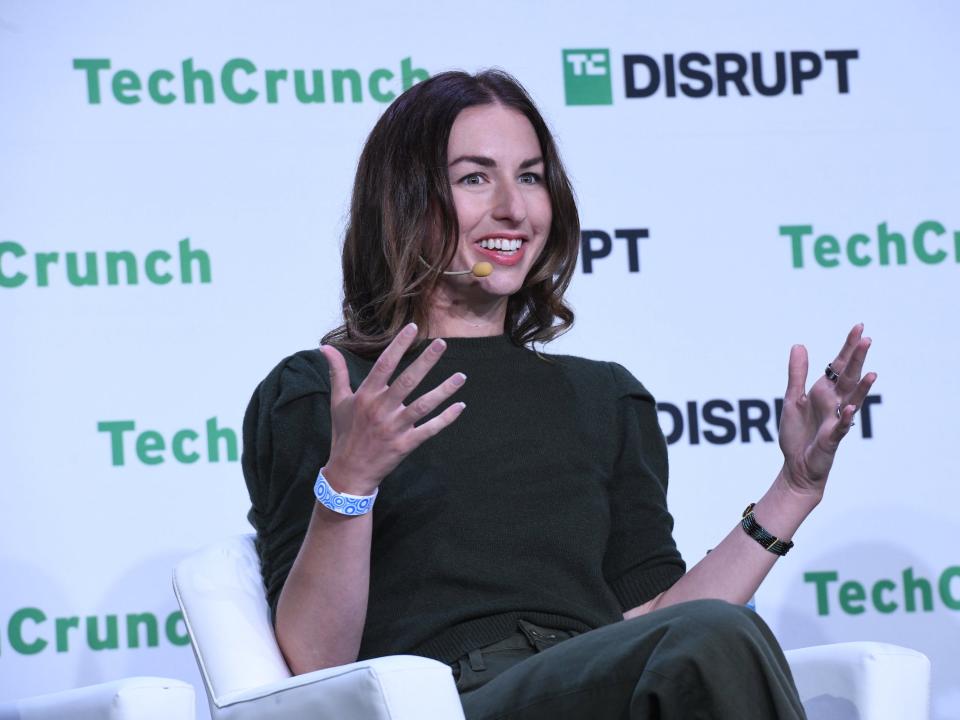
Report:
623,49,858,98
657,395,881,445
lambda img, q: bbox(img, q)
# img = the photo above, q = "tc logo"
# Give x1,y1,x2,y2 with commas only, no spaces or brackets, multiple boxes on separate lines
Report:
563,49,613,105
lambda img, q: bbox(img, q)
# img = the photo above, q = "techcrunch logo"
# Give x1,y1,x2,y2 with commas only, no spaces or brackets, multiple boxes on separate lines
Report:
805,567,960,616
657,395,881,446
563,48,858,105
98,417,239,466
782,221,960,269
73,57,428,105
1,607,188,655
563,51,614,106
0,238,210,288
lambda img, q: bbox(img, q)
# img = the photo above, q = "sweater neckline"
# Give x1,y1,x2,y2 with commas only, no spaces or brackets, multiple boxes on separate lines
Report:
421,334,523,359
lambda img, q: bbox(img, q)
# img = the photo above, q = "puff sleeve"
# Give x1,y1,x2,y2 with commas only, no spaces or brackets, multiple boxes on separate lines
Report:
602,362,686,611
242,350,333,620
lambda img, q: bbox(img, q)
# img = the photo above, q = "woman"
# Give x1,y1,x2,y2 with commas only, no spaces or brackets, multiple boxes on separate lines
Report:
242,70,875,718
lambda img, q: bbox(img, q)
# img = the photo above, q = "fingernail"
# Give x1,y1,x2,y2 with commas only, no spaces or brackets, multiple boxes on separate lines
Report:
457,402,466,411
432,338,447,353
452,372,466,386
403,323,417,336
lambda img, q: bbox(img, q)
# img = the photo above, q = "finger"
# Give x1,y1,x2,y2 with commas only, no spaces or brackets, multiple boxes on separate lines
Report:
831,323,864,371
319,345,352,405
360,323,419,392
839,337,871,388
407,400,466,445
384,338,449,406
827,404,858,445
399,371,467,424
804,407,855,479
784,344,808,402
844,371,877,413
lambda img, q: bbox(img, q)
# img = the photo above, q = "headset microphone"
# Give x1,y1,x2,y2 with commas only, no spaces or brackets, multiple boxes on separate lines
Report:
419,256,494,278
443,262,493,278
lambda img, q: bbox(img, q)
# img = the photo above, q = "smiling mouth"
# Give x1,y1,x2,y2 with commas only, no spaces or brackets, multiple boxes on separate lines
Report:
476,238,524,255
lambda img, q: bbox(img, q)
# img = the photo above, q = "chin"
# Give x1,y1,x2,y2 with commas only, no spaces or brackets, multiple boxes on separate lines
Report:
487,286,524,300
475,273,525,298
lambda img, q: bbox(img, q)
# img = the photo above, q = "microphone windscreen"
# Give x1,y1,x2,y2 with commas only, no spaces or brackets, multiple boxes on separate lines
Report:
472,262,493,278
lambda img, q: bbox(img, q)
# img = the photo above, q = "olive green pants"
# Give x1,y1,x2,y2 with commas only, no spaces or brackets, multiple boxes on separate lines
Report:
454,599,806,720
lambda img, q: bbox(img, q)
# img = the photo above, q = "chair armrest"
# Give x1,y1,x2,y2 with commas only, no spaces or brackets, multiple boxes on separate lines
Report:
172,535,292,701
0,677,195,720
209,655,464,720
785,642,930,720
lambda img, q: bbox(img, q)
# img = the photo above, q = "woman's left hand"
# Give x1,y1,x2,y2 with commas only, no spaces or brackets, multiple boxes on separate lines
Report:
778,323,877,498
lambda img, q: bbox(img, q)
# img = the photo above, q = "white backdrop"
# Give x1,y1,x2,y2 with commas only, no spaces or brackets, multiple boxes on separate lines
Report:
2,1,958,717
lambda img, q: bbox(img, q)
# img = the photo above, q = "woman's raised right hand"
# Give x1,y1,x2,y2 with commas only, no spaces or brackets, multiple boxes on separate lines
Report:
317,323,466,496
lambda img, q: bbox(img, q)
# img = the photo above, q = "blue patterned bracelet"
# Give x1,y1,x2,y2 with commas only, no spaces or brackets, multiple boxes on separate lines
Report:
314,469,378,516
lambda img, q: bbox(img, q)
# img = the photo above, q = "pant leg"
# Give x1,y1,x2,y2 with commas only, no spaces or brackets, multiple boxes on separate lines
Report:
460,599,806,720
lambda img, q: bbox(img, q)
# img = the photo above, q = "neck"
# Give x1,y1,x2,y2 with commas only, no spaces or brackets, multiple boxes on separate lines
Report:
425,284,507,338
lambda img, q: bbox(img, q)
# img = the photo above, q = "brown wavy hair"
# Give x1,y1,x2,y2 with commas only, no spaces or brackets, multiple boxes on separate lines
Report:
321,69,580,358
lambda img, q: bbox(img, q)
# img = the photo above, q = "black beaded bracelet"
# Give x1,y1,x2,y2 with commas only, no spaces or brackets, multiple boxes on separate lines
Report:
741,503,794,556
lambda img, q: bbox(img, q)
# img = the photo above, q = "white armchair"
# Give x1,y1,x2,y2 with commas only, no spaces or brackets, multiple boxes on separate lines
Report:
0,677,195,720
787,641,930,719
172,534,464,720
173,535,930,720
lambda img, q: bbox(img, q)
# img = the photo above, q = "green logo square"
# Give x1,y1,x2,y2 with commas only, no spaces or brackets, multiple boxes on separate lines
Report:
563,49,613,106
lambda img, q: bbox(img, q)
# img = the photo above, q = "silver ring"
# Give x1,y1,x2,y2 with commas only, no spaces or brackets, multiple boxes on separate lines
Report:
836,403,857,426
825,363,840,383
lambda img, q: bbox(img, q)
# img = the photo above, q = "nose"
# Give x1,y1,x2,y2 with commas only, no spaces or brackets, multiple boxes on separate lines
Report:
492,180,527,224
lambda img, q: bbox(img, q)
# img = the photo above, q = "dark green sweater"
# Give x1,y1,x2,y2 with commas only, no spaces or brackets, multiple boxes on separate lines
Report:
242,334,685,664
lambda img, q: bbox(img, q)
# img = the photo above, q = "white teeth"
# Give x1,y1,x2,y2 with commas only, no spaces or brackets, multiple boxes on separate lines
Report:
478,238,523,251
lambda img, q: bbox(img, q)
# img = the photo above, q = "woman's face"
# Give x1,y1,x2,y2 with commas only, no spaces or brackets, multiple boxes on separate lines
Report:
442,103,552,300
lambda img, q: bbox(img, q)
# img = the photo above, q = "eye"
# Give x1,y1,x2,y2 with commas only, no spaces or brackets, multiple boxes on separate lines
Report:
518,172,543,185
458,172,487,186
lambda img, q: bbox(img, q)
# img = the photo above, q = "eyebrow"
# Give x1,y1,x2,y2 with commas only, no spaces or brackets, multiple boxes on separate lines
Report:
448,155,544,169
